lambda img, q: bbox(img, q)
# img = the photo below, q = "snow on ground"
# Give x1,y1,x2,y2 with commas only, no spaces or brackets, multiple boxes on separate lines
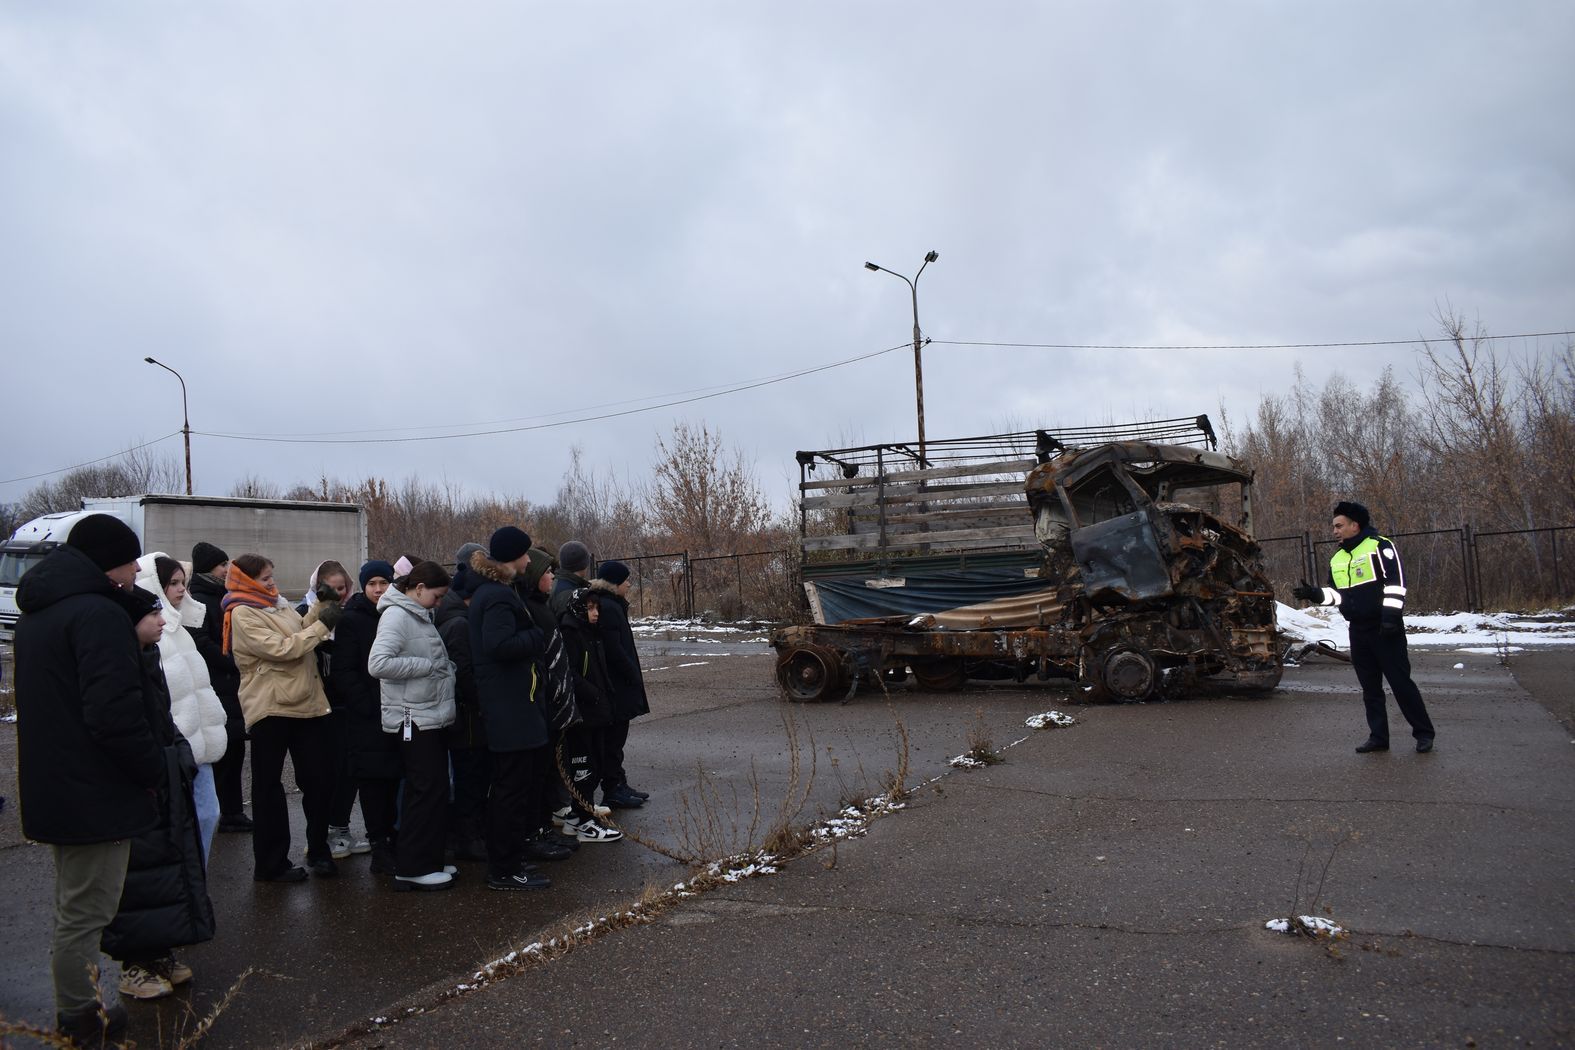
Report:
1266,915,1346,938
1276,602,1575,651
1026,711,1076,729
630,617,769,638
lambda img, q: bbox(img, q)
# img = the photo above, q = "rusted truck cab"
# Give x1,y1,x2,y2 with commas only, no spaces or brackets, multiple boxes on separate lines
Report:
1024,442,1280,700
771,429,1281,703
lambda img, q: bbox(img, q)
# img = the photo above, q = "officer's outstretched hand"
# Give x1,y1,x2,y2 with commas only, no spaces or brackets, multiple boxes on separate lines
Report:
1380,615,1404,638
1290,580,1322,603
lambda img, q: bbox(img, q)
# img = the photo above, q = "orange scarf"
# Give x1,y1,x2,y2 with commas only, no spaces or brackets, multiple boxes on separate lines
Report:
221,563,280,654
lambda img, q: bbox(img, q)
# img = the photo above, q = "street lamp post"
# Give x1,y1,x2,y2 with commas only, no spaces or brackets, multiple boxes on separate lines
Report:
144,356,192,495
864,250,939,467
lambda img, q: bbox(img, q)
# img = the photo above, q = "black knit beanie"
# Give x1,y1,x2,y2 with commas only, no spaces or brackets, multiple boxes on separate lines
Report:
596,560,631,586
1333,500,1371,529
191,541,229,574
67,514,142,572
489,526,533,564
360,559,396,589
110,583,162,624
558,540,592,574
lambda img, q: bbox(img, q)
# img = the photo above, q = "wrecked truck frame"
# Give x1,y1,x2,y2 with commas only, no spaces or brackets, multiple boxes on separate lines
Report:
771,433,1281,702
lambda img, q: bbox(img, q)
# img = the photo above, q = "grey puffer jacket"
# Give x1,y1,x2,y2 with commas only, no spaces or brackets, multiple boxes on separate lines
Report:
368,586,457,732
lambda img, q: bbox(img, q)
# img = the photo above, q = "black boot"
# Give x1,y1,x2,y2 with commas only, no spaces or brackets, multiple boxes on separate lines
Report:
370,836,397,875
56,1002,128,1048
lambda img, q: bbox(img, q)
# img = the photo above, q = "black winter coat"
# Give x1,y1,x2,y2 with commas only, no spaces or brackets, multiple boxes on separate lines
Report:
468,553,548,752
186,572,244,747
102,649,214,960
436,589,485,749
587,579,650,721
325,593,401,779
14,546,165,844
557,611,614,727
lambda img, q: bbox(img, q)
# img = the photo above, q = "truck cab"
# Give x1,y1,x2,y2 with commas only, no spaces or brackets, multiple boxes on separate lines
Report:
0,509,105,634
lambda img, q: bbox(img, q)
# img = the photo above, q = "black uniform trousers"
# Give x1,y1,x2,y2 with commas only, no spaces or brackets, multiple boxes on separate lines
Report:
249,714,333,876
1348,623,1435,745
396,726,450,877
487,747,545,879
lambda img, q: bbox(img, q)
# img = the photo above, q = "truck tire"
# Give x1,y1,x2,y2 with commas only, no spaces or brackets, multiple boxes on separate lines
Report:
1087,645,1160,703
776,646,845,702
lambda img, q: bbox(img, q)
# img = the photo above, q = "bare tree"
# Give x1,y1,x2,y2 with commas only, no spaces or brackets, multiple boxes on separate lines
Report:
645,421,780,556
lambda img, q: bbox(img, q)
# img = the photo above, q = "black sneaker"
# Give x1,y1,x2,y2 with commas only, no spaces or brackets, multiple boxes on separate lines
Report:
1416,737,1435,753
605,786,645,809
306,857,339,878
218,813,255,833
1355,740,1389,753
255,865,308,883
487,871,552,890
523,837,573,862
621,783,651,801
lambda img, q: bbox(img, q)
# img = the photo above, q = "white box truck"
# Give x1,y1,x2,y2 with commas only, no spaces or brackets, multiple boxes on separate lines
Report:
0,494,368,634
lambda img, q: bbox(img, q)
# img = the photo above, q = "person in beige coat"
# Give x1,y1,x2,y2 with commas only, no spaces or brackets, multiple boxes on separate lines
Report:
223,553,344,883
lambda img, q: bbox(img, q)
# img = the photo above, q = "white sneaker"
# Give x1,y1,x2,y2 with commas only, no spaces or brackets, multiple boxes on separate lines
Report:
393,871,454,891
327,826,352,860
119,963,174,1000
550,806,572,827
571,817,623,843
348,832,372,855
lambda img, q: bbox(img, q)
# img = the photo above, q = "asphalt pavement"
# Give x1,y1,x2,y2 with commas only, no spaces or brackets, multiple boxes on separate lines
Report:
1,640,1572,1048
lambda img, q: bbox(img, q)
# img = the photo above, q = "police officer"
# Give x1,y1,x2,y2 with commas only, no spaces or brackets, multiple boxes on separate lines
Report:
1294,500,1436,753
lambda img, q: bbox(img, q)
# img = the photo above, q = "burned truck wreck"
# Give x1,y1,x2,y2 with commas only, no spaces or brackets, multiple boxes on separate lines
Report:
771,417,1281,702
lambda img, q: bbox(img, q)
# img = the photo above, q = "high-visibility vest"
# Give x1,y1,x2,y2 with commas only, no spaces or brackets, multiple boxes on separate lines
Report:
1329,535,1384,590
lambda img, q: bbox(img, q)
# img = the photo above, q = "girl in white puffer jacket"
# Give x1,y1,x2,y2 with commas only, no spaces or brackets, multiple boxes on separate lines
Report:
136,553,229,860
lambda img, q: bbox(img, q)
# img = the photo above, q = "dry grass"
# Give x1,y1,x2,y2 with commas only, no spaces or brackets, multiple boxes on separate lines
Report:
963,709,1004,766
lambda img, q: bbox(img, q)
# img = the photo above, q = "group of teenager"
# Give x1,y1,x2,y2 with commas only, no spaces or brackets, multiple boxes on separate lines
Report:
13,515,650,1048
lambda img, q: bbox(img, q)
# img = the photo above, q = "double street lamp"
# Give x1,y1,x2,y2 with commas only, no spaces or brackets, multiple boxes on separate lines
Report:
864,250,939,467
144,356,193,495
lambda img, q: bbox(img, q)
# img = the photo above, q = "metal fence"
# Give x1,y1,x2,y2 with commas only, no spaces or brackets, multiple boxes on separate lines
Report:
1260,524,1575,612
594,550,797,621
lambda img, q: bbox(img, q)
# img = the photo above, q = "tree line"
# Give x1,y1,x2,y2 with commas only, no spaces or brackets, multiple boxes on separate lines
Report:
6,311,1571,614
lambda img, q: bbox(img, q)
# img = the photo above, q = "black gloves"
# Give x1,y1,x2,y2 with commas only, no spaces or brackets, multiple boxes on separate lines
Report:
315,581,341,605
1380,615,1404,638
316,600,345,631
1291,581,1322,603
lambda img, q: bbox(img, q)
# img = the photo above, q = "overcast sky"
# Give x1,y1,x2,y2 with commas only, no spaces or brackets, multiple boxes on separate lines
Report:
2,2,1572,509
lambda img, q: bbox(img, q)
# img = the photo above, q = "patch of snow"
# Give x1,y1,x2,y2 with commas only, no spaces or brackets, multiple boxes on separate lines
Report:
0,712,15,723
1266,915,1346,937
1277,602,1575,650
642,666,671,673
1026,710,1076,729
1458,646,1523,654
677,661,710,668
948,754,986,769
1453,662,1465,669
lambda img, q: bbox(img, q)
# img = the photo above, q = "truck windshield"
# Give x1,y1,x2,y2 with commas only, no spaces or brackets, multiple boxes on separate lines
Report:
0,550,45,589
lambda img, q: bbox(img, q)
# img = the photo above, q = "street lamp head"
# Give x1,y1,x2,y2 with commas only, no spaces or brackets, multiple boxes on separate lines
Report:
924,250,939,263
863,261,880,271
143,356,156,364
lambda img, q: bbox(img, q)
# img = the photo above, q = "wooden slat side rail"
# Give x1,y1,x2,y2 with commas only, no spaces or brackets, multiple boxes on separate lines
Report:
800,479,1029,509
801,524,1038,552
798,457,1038,490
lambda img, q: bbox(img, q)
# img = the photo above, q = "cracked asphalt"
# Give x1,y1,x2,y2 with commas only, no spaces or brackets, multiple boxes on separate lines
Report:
2,639,1572,1047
